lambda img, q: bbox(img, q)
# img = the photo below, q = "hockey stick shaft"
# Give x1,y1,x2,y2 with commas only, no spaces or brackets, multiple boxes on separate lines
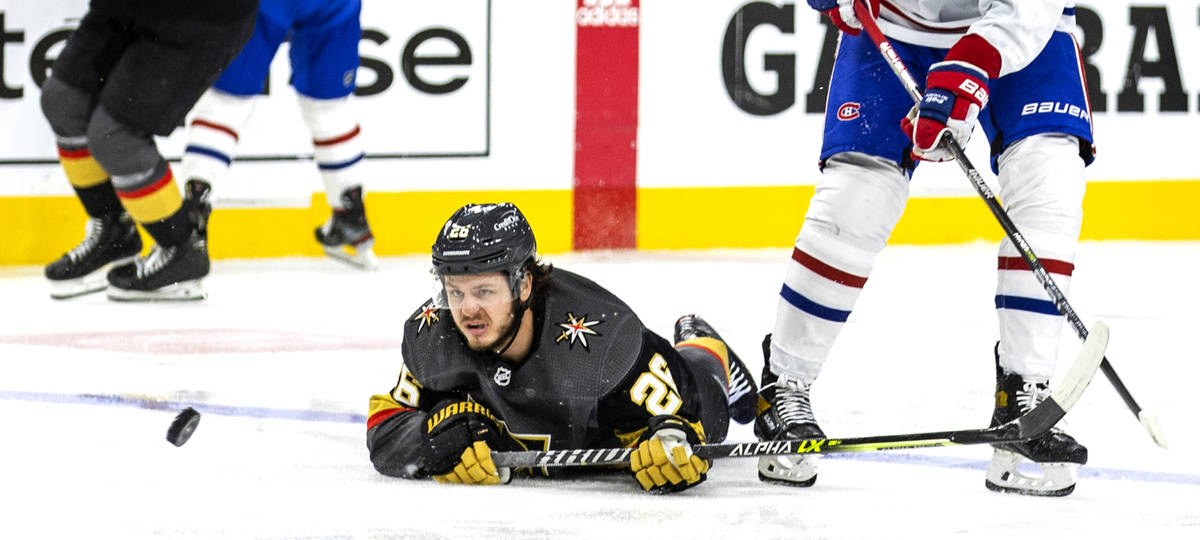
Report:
851,1,1164,447
493,323,1107,469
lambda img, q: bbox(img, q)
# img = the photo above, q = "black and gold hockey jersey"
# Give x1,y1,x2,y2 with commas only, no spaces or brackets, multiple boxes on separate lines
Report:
367,268,730,479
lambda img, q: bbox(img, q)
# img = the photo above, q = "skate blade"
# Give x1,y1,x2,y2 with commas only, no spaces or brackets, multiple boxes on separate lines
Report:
322,244,379,271
48,256,137,299
984,449,1078,497
49,276,108,299
757,455,818,487
106,280,207,302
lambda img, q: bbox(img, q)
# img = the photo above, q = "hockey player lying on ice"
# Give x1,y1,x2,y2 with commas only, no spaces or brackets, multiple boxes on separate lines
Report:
366,203,757,492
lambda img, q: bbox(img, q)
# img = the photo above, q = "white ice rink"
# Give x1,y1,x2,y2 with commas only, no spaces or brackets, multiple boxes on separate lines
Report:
1,242,1197,539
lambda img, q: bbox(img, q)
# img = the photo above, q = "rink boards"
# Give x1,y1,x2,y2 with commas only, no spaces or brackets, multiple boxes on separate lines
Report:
2,1,1199,262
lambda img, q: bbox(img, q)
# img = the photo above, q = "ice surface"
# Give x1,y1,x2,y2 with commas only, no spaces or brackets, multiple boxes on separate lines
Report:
1,242,1197,538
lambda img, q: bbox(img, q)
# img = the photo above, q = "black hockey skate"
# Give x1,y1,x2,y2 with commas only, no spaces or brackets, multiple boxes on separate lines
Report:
106,180,211,301
315,186,377,270
673,314,759,424
986,344,1088,497
45,211,142,299
755,334,824,487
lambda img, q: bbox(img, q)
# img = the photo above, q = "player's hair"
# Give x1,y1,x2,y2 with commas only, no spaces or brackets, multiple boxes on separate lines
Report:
522,255,553,303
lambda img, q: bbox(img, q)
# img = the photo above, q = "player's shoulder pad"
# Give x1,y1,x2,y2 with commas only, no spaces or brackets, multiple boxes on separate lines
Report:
402,299,446,337
399,299,461,381
534,269,646,398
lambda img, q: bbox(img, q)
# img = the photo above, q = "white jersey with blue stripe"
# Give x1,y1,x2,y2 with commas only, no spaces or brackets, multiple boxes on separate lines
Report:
875,0,1076,76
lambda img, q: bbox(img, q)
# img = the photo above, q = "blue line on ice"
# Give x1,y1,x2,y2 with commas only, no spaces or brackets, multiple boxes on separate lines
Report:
3,389,1194,487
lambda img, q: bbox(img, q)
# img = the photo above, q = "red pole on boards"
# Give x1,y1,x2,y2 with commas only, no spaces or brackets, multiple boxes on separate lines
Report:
573,0,640,250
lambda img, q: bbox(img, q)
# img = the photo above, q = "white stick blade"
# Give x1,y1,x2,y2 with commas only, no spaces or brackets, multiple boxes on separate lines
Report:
1050,321,1109,411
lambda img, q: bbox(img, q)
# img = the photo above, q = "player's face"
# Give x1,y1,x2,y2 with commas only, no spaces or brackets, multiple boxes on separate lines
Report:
444,273,518,352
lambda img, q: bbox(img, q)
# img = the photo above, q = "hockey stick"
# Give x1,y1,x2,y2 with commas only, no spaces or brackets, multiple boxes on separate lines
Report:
492,323,1107,469
850,0,1166,448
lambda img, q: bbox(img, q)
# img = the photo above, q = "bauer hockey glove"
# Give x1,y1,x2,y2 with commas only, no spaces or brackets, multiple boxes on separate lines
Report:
629,415,710,493
807,0,878,36
421,400,519,485
901,34,1001,162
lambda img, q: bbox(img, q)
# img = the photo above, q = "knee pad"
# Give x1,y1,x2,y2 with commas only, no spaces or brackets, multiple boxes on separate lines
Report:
86,105,162,179
190,88,256,133
996,133,1086,252
40,77,93,138
800,152,910,266
297,94,359,140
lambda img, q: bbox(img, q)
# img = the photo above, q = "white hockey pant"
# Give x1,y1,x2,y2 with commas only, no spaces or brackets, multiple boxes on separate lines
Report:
770,134,1086,384
994,133,1086,381
298,95,365,209
179,89,257,203
770,152,909,383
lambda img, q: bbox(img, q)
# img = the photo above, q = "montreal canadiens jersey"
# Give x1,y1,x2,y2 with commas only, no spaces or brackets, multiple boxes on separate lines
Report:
876,0,1076,76
258,0,360,27
366,268,710,479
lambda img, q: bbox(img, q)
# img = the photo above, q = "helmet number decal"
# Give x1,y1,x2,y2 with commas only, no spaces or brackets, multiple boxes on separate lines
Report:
447,224,471,239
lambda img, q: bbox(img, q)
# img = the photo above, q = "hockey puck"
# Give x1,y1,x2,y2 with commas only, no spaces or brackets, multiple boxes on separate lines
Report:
166,407,201,447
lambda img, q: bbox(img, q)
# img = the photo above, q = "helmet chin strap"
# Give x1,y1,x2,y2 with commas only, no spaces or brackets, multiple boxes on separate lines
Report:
491,296,531,358
491,268,532,358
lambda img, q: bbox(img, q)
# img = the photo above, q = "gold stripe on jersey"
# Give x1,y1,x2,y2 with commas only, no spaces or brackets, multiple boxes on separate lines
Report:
675,336,731,382
367,393,410,430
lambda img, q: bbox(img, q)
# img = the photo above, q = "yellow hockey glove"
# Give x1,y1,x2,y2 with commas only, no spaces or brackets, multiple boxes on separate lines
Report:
421,400,518,486
629,415,710,493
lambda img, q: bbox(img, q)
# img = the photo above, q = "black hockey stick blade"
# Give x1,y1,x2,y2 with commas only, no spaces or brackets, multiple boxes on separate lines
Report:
493,323,1108,469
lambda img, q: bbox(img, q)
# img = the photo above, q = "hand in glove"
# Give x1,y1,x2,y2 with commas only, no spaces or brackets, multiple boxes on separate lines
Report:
421,400,519,485
629,415,710,493
901,34,1001,162
806,0,878,36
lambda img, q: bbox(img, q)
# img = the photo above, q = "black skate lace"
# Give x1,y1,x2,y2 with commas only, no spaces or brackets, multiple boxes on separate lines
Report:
136,245,177,279
67,218,103,263
774,376,817,425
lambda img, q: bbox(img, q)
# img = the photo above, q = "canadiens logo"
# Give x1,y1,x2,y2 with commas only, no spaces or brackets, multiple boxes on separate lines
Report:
494,365,512,386
412,303,440,333
837,102,861,120
555,312,603,350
